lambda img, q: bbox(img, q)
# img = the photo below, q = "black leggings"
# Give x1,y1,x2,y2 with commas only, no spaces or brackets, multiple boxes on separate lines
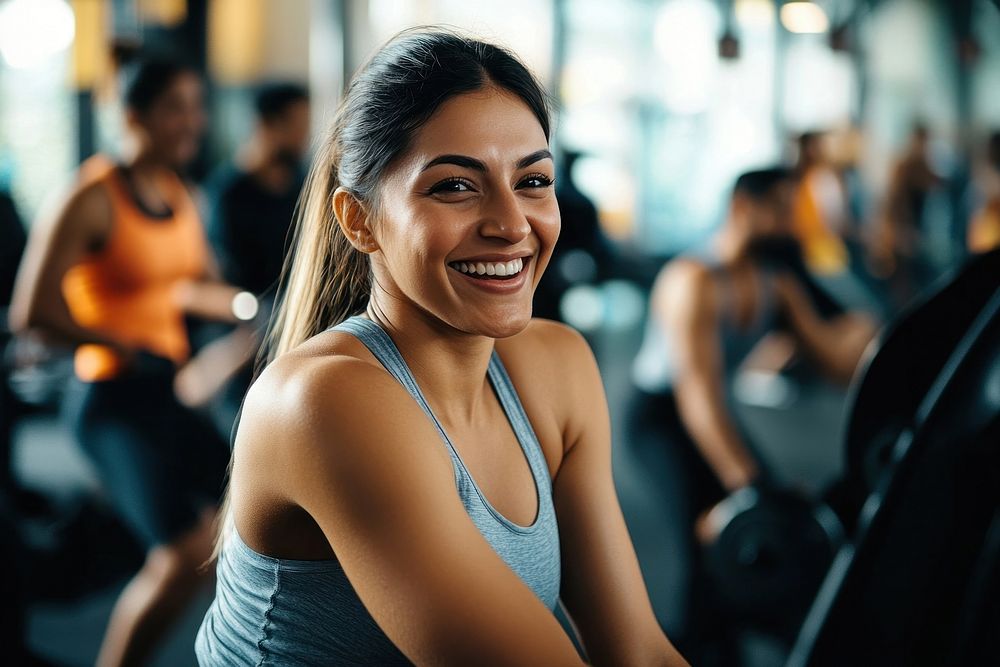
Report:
624,388,728,647
63,353,229,549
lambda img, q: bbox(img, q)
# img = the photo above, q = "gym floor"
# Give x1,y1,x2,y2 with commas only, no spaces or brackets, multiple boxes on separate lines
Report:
15,323,849,667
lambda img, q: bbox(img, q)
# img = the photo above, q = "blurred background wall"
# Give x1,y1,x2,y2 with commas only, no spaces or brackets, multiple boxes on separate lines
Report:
2,0,998,254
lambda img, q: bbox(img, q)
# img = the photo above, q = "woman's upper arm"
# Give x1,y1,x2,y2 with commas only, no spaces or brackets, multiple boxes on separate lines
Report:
656,263,723,387
655,265,734,447
244,356,584,667
9,183,109,332
542,324,688,667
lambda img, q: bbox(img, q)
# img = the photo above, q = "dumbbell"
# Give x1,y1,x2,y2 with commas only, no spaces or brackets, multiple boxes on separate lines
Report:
702,484,844,632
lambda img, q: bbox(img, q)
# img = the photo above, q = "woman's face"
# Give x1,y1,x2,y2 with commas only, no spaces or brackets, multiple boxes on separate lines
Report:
130,72,206,168
371,87,560,338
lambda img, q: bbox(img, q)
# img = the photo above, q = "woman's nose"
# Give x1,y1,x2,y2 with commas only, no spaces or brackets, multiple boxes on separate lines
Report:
479,190,531,243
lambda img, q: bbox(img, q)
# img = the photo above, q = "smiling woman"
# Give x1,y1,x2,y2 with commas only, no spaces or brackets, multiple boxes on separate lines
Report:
195,28,688,667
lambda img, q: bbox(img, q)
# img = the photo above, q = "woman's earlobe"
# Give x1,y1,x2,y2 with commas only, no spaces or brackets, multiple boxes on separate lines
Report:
352,230,379,253
332,187,379,253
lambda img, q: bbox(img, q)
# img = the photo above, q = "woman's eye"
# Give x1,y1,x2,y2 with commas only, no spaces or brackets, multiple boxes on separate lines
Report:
519,174,554,189
429,179,473,194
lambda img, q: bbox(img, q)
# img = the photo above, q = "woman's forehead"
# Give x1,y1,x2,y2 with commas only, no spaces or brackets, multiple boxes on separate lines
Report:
402,88,548,167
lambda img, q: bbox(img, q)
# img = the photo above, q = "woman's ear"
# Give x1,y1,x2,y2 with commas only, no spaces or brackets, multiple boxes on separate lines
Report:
332,186,379,253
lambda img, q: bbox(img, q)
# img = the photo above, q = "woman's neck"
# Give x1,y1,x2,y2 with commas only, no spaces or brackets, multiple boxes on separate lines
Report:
365,291,497,431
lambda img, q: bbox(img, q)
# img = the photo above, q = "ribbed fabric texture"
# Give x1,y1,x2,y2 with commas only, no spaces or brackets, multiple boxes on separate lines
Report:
196,316,561,665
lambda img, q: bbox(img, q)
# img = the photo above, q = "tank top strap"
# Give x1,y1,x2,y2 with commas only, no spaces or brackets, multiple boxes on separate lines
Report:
329,317,442,428
486,353,552,494
329,316,552,503
329,317,466,489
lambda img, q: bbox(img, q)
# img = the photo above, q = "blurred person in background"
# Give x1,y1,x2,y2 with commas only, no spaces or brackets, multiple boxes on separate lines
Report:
872,123,944,304
202,82,311,436
968,131,1000,254
196,29,687,667
207,82,309,293
791,132,852,276
628,167,875,658
8,53,248,667
792,131,887,319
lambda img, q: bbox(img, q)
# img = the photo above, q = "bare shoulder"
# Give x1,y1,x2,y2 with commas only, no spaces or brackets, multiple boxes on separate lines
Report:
60,175,111,220
40,177,112,240
497,319,606,457
657,257,714,301
234,332,446,493
652,257,717,325
498,318,596,380
240,334,410,451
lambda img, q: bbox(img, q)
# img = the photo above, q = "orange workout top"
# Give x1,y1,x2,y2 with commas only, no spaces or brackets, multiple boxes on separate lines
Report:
62,156,209,382
792,167,849,275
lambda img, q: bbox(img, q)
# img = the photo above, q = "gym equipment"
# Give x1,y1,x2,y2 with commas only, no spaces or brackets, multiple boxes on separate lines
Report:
702,250,999,660
843,247,1000,494
704,484,844,635
787,273,1000,666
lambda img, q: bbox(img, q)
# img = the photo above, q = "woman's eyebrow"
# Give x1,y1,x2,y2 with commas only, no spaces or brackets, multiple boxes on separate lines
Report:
422,154,487,172
421,149,553,173
516,149,553,169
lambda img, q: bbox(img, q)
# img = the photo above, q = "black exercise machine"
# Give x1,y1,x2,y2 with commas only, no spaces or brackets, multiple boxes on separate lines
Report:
788,248,1000,666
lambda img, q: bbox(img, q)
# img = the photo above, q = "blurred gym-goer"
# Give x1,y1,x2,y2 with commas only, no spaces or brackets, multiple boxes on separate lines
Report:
968,131,1000,254
873,123,945,302
8,54,247,667
202,82,310,435
628,167,875,652
207,82,309,296
791,131,852,275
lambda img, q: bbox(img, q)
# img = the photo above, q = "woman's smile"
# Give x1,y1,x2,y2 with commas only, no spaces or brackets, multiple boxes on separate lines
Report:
447,254,533,294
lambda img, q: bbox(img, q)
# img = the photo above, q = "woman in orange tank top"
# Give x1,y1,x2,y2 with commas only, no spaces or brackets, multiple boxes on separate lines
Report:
10,56,256,667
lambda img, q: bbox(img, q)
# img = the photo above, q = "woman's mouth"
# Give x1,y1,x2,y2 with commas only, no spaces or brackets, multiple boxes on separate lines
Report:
448,257,526,281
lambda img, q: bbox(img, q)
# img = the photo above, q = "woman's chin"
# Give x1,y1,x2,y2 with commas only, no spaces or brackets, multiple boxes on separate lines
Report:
461,309,533,339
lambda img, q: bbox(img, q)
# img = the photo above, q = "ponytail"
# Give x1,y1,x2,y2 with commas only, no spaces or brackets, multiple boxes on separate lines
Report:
262,132,371,366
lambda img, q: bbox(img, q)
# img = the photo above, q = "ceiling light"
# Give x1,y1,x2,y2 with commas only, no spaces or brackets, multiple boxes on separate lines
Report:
780,1,829,34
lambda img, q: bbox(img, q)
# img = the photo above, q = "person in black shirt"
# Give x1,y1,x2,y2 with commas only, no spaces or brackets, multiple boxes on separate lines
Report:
201,83,311,436
207,83,310,296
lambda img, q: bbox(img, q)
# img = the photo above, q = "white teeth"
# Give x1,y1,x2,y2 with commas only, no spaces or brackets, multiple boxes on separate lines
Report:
450,258,526,277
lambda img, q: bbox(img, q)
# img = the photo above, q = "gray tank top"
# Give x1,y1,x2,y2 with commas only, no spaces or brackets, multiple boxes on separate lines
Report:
196,316,561,666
